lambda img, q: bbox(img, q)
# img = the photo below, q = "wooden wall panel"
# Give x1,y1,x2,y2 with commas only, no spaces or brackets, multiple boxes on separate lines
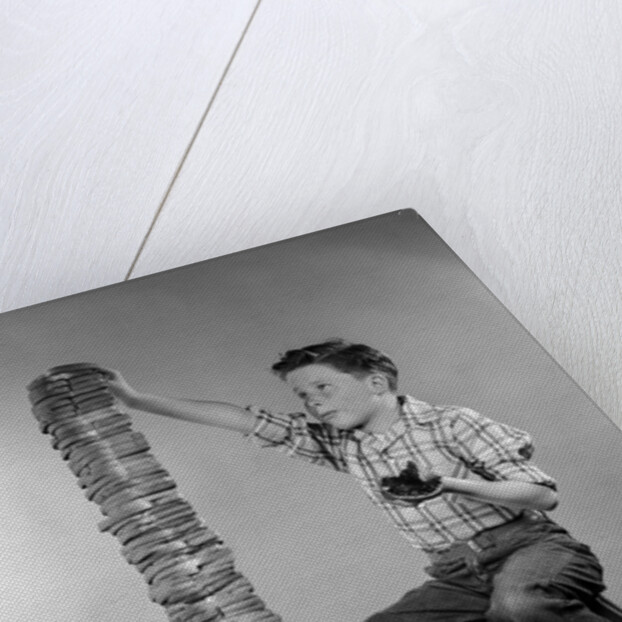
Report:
0,0,258,312
131,0,622,427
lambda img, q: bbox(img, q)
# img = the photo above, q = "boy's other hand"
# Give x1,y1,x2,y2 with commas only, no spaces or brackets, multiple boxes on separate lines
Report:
380,462,444,507
380,480,444,507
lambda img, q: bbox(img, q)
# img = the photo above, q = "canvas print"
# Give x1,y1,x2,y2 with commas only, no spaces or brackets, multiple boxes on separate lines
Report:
2,210,621,622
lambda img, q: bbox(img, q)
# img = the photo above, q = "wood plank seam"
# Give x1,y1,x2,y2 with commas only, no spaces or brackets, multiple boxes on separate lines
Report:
124,0,265,282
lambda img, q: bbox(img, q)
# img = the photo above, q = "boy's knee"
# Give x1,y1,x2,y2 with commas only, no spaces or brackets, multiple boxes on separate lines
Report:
486,589,541,621
486,587,590,621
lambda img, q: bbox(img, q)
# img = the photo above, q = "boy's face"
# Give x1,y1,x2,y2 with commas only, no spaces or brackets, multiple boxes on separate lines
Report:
285,364,387,431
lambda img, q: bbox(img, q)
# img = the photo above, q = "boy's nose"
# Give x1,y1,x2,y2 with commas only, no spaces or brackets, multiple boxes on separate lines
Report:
306,396,323,410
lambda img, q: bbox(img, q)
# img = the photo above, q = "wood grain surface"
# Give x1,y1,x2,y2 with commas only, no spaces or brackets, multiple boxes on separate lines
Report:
0,0,258,311
131,0,622,427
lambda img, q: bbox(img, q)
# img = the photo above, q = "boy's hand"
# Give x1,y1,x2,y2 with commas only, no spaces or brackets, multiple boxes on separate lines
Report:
380,462,444,506
101,369,139,406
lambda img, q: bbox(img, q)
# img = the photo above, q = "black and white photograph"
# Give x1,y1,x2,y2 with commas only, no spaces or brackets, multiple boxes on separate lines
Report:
2,211,622,621
3,3,622,622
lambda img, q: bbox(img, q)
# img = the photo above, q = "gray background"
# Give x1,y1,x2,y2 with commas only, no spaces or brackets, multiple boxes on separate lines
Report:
1,211,621,621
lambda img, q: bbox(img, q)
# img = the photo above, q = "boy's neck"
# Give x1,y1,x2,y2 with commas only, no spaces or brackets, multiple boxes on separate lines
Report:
363,393,402,434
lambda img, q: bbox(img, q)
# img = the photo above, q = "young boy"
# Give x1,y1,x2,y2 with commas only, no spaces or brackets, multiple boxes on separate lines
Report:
105,339,620,621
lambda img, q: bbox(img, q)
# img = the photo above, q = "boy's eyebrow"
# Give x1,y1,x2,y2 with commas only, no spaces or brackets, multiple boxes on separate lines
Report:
293,380,329,394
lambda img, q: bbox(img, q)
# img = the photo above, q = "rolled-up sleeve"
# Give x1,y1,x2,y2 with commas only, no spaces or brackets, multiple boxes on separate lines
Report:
448,408,557,490
244,405,349,472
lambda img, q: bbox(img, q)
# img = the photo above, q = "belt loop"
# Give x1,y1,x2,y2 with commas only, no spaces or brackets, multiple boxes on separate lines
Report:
464,546,487,581
467,539,483,554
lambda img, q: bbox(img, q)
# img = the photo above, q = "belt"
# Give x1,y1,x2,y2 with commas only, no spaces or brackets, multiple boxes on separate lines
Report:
426,512,548,564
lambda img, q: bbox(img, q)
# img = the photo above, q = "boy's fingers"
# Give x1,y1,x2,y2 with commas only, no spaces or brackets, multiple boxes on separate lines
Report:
101,369,119,382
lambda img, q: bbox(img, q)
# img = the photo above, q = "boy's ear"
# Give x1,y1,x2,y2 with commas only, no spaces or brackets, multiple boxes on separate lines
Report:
368,373,390,393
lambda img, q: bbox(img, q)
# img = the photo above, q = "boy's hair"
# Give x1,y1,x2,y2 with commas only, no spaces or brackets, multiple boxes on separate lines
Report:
271,339,399,391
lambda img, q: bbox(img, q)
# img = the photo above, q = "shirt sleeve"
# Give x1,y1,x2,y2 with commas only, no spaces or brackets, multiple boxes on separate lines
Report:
447,407,557,490
243,405,349,473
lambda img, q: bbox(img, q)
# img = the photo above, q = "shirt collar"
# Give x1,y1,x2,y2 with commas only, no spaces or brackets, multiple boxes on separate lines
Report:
399,395,438,424
351,395,437,440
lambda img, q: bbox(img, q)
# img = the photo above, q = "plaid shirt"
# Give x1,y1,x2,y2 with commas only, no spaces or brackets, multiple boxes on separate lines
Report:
246,395,557,552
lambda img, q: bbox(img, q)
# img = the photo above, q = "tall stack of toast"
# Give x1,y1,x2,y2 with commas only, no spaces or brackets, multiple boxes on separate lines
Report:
28,363,281,622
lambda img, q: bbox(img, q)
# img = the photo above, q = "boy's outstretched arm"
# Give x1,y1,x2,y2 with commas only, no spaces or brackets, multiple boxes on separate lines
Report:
440,477,558,512
102,369,256,434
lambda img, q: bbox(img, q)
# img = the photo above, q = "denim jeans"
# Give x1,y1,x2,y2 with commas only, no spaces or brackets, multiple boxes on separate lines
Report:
365,514,620,622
